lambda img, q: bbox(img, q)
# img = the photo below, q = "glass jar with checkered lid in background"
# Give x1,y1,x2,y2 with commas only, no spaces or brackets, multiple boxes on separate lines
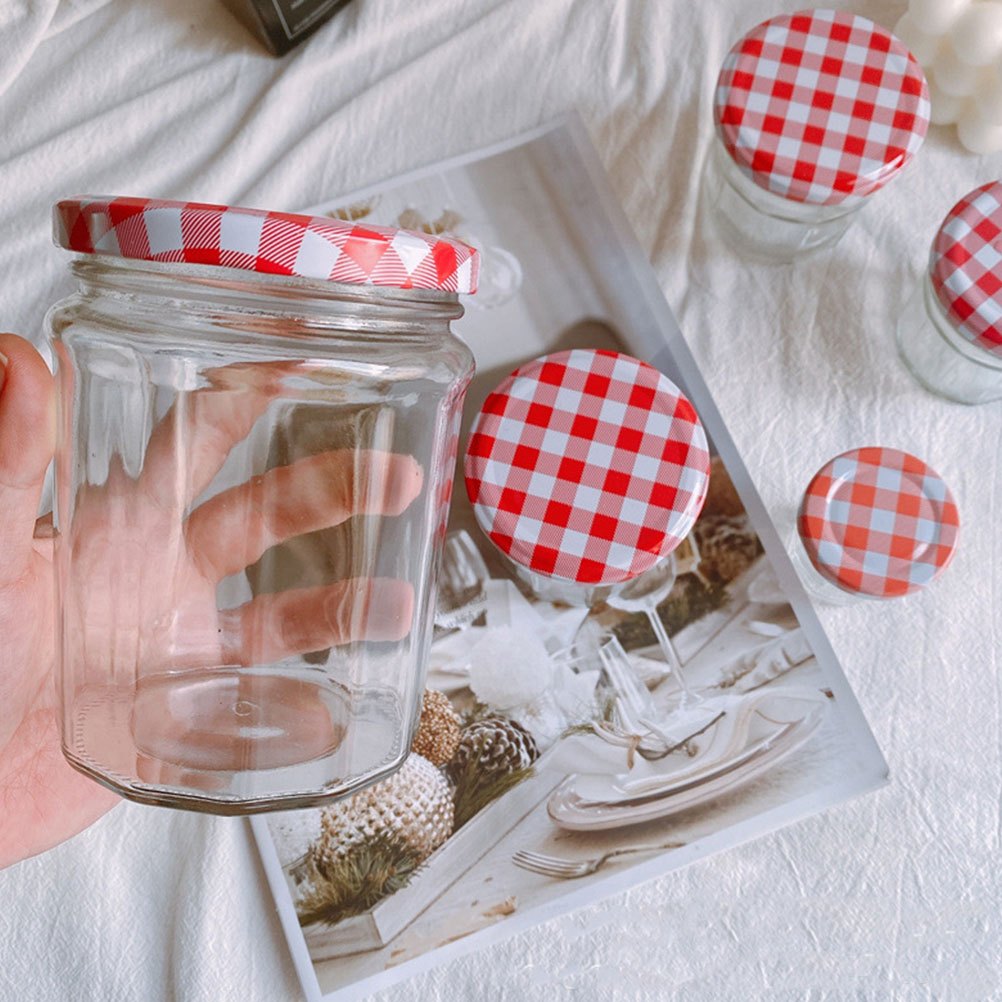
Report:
48,196,477,814
897,181,1002,404
709,8,930,261
463,349,711,701
792,447,959,605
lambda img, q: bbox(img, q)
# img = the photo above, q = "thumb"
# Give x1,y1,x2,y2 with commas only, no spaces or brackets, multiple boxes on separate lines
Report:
0,334,55,590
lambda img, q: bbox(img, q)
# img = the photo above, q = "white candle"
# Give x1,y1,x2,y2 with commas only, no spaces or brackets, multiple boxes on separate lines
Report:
927,77,970,124
957,102,1002,151
933,38,984,95
908,0,971,34
949,1,1002,64
904,0,1002,153
974,64,1002,123
895,11,943,64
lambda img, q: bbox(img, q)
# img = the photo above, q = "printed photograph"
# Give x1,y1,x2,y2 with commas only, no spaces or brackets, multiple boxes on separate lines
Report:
251,120,886,1002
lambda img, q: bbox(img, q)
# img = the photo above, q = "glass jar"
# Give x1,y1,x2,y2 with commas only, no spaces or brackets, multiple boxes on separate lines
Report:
897,180,1002,404
710,8,930,262
793,447,959,605
49,196,477,814
463,349,710,606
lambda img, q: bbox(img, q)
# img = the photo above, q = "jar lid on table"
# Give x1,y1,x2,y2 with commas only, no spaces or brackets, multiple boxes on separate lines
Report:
929,180,1002,357
713,8,930,206
798,447,959,599
53,195,479,293
464,349,711,586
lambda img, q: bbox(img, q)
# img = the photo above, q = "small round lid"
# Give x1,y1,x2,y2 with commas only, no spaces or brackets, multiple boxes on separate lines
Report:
798,447,959,598
929,180,1002,356
464,349,711,586
53,196,479,294
714,9,930,206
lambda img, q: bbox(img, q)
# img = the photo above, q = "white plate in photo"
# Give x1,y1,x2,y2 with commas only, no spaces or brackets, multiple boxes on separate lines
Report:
746,562,789,606
547,689,827,831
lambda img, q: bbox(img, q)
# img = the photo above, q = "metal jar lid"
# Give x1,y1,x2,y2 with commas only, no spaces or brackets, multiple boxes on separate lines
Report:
464,349,711,586
714,8,930,206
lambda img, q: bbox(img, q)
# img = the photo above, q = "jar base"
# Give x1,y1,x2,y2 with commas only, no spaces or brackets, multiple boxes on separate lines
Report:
895,313,1002,404
64,668,408,814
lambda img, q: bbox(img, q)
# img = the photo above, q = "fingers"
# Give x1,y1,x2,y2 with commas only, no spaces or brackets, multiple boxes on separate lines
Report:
140,363,286,509
186,450,423,581
218,577,414,665
0,334,55,590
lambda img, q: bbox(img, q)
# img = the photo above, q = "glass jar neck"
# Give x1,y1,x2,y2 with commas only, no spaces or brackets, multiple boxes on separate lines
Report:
922,269,1002,372
71,256,464,336
714,139,863,224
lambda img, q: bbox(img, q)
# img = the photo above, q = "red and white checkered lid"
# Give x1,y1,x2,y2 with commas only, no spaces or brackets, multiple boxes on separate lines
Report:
53,196,478,293
798,447,959,598
464,349,711,586
714,9,929,206
929,181,1002,357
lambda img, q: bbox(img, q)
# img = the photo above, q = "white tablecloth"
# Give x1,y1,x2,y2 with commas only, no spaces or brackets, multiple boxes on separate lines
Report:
1,2,1000,999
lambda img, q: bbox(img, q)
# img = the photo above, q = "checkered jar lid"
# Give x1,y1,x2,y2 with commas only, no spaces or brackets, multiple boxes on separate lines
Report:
714,9,930,206
53,196,479,293
798,447,959,598
929,181,1002,357
464,349,711,586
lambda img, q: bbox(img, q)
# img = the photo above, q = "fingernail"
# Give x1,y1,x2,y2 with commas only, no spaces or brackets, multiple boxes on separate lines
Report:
0,351,7,394
364,578,415,642
381,455,424,515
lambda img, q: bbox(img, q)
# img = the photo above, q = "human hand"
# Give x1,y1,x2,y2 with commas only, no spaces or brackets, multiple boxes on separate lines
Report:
0,333,423,867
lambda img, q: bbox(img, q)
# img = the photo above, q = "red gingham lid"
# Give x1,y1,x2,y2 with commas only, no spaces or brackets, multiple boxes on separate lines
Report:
929,181,1002,357
798,447,959,598
464,349,711,586
714,9,930,206
53,196,479,294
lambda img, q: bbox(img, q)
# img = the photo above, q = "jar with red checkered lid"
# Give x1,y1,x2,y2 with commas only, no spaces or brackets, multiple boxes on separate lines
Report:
710,9,930,261
464,349,711,698
896,180,1002,403
792,447,959,604
48,195,478,814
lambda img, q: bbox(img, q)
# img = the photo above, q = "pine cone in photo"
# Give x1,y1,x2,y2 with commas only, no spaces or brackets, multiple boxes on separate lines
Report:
410,688,461,766
693,514,762,585
448,715,539,784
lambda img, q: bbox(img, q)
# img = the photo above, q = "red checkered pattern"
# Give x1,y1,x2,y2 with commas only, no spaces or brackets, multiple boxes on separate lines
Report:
799,447,959,598
714,9,929,206
464,350,711,586
53,196,479,293
929,181,1002,357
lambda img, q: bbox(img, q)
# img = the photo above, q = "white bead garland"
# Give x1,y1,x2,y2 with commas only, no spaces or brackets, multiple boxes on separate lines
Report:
898,0,1002,152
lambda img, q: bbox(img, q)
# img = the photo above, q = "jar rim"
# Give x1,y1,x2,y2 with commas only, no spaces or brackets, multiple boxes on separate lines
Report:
69,255,466,326
54,195,480,295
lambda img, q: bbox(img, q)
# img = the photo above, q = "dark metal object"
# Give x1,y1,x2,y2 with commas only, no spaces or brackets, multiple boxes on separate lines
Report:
223,0,353,55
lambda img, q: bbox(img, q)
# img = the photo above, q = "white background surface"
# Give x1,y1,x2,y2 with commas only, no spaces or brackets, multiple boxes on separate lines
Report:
0,1,1000,999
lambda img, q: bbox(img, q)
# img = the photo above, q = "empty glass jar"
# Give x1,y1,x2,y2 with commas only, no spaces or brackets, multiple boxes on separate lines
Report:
709,8,930,261
49,196,477,813
792,447,959,605
897,180,1002,403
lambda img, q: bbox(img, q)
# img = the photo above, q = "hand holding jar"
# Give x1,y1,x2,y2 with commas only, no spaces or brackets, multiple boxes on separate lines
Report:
0,332,437,867
2,196,479,857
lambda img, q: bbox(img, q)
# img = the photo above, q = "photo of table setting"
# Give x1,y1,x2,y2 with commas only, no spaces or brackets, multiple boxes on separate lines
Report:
253,121,891,999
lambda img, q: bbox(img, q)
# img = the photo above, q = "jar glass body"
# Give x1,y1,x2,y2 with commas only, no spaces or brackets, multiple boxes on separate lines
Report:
896,271,1002,404
705,140,861,262
48,258,475,814
788,531,865,606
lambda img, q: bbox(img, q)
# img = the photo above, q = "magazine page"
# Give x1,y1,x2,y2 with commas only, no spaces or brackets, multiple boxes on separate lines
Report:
251,118,887,1002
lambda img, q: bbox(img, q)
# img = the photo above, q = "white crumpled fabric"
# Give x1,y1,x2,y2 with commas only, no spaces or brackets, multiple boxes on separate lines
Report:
1,1,1001,999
